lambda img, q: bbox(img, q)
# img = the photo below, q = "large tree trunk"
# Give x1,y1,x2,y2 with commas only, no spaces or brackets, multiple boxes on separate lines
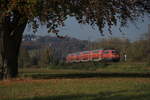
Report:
0,11,27,79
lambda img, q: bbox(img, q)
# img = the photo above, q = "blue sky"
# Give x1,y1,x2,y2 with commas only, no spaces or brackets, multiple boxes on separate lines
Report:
24,14,150,41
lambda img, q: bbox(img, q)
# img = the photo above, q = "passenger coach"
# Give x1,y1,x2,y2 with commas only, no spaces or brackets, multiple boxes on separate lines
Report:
66,49,120,63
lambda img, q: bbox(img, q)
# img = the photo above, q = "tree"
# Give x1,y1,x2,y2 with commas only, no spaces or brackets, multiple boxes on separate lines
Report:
38,46,53,67
0,0,149,79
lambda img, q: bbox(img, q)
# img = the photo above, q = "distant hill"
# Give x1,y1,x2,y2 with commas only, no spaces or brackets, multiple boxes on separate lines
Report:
21,35,90,60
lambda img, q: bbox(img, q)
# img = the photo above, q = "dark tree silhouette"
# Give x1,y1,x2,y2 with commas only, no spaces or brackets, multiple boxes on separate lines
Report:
0,0,149,79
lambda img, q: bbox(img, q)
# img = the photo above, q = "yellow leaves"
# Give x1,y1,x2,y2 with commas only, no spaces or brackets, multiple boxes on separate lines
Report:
0,0,148,35
28,0,37,4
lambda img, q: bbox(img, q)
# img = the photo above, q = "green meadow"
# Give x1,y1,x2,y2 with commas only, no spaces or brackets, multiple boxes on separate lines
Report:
0,77,150,100
0,62,150,100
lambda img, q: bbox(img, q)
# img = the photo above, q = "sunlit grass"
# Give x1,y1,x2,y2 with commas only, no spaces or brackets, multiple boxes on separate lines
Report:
1,62,149,100
0,78,150,100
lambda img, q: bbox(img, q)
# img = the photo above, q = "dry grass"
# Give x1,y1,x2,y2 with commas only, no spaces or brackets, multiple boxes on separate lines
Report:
0,77,150,100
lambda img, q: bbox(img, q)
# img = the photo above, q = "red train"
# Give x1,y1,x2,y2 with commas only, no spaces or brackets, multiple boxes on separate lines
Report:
66,49,120,63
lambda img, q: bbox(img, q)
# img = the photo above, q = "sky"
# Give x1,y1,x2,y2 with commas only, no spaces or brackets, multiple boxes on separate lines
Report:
24,14,150,42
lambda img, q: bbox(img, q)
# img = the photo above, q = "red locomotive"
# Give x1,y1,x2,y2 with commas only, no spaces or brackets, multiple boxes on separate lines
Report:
66,49,120,63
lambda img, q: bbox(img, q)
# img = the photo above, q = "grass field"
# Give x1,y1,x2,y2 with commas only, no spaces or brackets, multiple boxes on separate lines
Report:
0,78,150,100
19,62,150,78
0,62,150,100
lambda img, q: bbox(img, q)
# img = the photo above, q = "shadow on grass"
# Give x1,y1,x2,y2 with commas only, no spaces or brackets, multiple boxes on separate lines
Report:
18,90,150,100
24,72,150,79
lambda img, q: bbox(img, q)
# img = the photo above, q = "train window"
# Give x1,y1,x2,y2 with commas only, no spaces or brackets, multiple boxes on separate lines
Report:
103,50,109,54
68,54,72,56
75,53,80,55
83,51,89,54
84,52,88,54
93,50,99,53
72,54,75,56
112,51,119,53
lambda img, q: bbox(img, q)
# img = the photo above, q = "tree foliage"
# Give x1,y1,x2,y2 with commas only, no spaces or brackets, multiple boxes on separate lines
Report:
0,0,149,34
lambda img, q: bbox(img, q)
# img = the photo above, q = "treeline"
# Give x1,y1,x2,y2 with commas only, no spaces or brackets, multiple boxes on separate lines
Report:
19,31,150,68
19,35,89,68
92,37,150,63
